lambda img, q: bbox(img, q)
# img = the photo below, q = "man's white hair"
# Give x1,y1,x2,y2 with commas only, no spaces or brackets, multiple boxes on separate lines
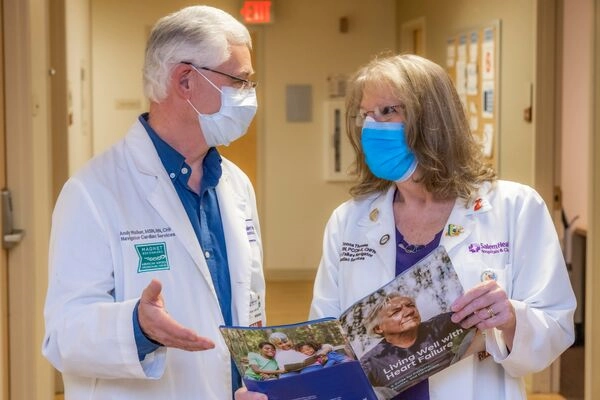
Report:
268,331,289,345
143,5,251,103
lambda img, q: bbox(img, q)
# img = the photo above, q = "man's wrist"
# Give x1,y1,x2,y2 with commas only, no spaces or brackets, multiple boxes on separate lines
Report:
133,300,163,361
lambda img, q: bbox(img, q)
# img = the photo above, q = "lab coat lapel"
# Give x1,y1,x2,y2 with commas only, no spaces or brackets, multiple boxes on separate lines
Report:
439,190,494,292
440,190,493,255
215,170,251,325
360,187,397,281
124,123,217,294
358,186,489,280
439,201,476,254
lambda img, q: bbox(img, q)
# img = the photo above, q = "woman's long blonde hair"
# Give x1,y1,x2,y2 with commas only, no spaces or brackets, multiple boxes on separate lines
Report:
346,54,496,202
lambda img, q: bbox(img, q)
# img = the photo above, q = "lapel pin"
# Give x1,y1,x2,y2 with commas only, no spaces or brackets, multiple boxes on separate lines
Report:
480,269,498,282
369,208,379,222
445,224,464,237
379,234,390,245
472,197,491,213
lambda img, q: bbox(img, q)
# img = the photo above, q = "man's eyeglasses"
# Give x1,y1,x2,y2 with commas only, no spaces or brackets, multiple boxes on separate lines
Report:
355,104,403,127
181,61,258,90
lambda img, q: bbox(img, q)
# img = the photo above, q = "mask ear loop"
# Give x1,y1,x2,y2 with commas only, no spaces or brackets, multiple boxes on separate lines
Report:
186,98,201,114
185,65,223,114
189,65,223,93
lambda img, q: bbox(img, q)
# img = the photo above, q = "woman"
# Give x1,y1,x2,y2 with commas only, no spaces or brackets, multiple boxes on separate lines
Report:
309,54,576,399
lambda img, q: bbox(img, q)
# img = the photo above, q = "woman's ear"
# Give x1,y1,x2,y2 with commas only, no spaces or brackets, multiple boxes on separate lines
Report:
373,325,383,335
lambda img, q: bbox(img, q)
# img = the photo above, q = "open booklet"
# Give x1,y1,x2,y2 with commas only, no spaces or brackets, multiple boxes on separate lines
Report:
220,246,481,400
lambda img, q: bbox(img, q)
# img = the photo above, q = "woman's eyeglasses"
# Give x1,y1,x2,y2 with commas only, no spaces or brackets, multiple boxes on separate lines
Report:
355,104,403,126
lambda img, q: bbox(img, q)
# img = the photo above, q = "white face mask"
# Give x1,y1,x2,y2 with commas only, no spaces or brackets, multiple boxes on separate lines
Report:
186,67,257,147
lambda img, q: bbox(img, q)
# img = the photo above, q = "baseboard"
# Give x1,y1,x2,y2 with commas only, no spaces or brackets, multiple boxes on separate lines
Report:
265,268,316,282
527,394,565,400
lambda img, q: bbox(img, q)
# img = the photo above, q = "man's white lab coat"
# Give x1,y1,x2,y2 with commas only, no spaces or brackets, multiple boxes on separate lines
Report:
43,120,265,399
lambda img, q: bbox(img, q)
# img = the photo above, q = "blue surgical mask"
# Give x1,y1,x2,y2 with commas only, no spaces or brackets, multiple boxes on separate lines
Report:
361,117,418,182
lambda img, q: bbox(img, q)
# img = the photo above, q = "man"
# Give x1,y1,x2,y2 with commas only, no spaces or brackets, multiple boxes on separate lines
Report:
42,6,266,399
269,332,307,369
268,332,334,376
360,293,473,398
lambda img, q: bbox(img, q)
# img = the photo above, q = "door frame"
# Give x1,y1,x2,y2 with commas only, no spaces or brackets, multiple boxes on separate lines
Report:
531,0,563,392
588,2,600,398
3,0,55,398
0,0,9,397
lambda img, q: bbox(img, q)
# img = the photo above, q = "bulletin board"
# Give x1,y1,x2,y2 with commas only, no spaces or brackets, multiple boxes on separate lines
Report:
446,20,501,169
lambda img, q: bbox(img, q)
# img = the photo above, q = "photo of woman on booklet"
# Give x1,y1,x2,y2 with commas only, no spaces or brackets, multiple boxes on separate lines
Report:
360,292,476,396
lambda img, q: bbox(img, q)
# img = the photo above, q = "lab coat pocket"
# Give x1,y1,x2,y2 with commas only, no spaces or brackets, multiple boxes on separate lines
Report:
454,261,511,295
477,263,511,297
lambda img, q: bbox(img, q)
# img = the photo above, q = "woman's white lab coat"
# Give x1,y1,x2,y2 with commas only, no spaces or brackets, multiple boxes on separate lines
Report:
310,180,575,399
42,120,265,399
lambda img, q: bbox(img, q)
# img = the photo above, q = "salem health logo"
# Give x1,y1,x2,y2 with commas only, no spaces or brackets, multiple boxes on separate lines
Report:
468,243,481,253
468,241,509,254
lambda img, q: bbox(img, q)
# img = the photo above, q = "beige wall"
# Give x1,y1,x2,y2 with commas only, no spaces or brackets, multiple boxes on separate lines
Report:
90,0,397,279
258,1,396,278
90,0,243,156
66,0,93,174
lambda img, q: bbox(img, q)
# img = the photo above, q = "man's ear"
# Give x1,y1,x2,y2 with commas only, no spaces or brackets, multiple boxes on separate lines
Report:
373,325,383,335
172,63,193,98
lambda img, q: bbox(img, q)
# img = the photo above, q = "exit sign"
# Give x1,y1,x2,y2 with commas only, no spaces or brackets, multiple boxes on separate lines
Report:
240,1,273,24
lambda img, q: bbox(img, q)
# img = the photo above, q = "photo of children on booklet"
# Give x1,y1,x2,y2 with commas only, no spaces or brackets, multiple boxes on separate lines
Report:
221,320,354,381
220,319,377,400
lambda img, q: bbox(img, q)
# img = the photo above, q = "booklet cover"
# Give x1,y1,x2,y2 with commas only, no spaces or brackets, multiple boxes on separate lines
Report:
220,246,479,400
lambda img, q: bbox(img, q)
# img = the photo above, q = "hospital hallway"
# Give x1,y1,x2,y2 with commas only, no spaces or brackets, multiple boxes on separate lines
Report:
2,0,597,399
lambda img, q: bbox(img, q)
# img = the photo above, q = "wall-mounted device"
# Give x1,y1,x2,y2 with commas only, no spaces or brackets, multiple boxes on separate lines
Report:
2,189,25,249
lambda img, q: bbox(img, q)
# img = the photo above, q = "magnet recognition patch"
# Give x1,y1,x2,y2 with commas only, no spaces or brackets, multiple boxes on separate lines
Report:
135,242,170,272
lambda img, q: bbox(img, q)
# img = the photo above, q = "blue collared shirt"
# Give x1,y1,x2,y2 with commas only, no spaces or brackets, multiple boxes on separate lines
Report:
133,114,234,366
